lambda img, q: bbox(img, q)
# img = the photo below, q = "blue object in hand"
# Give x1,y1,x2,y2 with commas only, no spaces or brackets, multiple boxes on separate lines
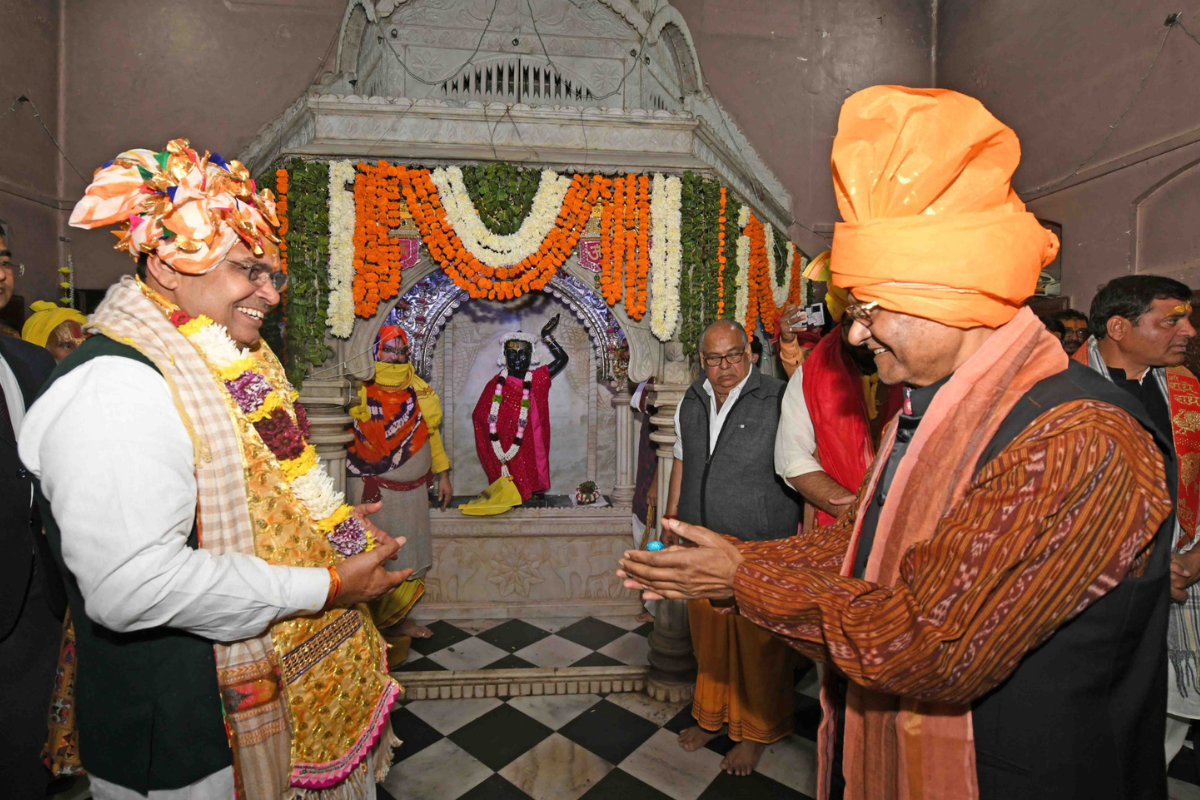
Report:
645,540,665,552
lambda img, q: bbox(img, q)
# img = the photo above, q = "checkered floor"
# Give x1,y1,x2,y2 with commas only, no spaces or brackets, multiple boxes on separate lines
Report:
379,665,823,800
396,616,653,672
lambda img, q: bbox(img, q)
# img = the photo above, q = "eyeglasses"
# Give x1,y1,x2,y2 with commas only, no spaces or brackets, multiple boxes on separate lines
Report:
845,300,880,326
0,261,25,277
702,350,746,367
231,261,288,292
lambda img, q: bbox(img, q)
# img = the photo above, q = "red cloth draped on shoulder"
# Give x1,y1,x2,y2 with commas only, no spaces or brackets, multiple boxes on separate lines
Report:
803,328,904,526
473,365,552,501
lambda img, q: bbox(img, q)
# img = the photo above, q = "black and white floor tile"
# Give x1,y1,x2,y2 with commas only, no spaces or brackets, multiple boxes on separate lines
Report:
378,665,824,800
397,616,653,672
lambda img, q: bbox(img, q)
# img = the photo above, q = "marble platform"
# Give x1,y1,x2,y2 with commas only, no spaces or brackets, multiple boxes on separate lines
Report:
416,505,644,621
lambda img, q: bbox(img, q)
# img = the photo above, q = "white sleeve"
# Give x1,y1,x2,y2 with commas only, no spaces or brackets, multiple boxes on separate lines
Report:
672,398,684,461
19,356,330,643
774,365,823,482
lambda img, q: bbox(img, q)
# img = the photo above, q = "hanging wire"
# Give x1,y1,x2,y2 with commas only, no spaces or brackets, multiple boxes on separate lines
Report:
1021,13,1181,196
0,94,88,182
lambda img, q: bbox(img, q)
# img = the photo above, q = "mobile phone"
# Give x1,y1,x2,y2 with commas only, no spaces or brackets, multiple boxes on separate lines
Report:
804,303,826,329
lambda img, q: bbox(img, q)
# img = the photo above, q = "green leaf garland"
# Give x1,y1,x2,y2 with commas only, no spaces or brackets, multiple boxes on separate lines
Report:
277,158,330,389
460,163,541,236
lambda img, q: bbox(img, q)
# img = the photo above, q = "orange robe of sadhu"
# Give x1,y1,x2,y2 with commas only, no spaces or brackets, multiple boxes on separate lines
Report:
689,599,799,743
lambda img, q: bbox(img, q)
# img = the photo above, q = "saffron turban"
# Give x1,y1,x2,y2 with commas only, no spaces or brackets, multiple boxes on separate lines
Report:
375,325,408,359
69,139,281,275
21,301,87,348
829,86,1059,329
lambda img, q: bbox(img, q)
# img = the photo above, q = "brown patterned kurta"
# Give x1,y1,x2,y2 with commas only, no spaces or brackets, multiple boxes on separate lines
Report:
731,399,1171,705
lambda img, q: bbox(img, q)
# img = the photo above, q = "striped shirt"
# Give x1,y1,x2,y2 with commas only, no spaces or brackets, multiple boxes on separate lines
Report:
731,399,1171,705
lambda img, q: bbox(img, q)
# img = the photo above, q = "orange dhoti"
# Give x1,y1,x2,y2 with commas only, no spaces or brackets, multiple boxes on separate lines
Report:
689,599,798,743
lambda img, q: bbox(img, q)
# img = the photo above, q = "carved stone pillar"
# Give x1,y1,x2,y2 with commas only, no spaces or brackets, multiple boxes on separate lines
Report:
300,337,355,495
644,378,696,702
610,382,635,509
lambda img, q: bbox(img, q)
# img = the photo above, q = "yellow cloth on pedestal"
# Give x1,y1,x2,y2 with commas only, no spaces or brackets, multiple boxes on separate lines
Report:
460,476,522,516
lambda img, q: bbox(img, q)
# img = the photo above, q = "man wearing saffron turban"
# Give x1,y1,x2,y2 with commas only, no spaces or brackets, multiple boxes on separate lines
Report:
621,86,1175,800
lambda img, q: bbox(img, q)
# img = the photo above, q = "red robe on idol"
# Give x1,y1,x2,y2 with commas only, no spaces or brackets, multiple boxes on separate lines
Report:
472,365,553,501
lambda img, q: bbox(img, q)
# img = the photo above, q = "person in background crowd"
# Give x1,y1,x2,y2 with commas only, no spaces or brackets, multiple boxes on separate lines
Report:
24,140,409,800
666,319,801,776
1045,316,1066,341
630,378,658,621
347,324,452,665
775,258,904,532
22,301,87,362
1071,275,1200,772
0,217,65,798
622,85,1175,800
1051,308,1089,356
749,335,763,366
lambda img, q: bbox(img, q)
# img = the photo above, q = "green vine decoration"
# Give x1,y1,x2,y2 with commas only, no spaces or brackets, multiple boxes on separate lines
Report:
278,158,330,389
679,172,701,355
772,223,789,287
699,178,721,340
722,195,742,323
254,168,287,361
461,163,541,235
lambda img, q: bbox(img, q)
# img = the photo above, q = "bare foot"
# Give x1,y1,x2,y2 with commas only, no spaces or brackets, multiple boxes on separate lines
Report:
385,619,432,639
721,740,765,776
635,611,654,624
678,725,726,752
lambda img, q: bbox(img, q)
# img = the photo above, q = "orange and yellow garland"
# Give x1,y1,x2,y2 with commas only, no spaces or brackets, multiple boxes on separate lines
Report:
275,168,289,275
352,162,405,317
717,186,727,317
742,211,804,335
334,161,807,331
401,167,604,301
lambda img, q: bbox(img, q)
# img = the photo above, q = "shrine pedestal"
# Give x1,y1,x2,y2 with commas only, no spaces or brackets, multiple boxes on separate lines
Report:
412,505,644,621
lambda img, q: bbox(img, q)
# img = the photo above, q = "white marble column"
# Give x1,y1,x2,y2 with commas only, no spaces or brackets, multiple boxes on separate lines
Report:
300,336,355,495
610,381,635,509
644,379,696,703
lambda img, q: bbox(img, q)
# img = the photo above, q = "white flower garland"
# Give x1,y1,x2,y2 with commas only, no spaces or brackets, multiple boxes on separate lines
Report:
430,166,572,268
648,174,683,342
488,367,532,475
175,312,359,543
775,240,795,308
734,206,751,326
327,160,357,338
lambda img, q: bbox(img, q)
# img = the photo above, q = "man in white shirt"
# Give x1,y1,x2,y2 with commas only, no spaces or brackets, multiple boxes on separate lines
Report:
665,320,802,776
23,140,409,800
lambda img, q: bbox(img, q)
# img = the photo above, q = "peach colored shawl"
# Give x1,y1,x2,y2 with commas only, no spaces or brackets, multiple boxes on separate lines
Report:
820,308,1067,800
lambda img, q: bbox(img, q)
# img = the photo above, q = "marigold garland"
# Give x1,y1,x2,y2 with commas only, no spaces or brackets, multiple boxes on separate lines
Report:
401,167,603,300
628,174,650,320
717,187,727,317
743,212,778,335
275,168,289,274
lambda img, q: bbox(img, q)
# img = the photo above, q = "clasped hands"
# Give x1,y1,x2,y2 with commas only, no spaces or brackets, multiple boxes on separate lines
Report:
328,501,413,607
617,517,745,601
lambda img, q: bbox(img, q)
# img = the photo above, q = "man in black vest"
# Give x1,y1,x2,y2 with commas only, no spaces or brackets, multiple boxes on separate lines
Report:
0,218,65,798
620,86,1175,799
665,319,801,776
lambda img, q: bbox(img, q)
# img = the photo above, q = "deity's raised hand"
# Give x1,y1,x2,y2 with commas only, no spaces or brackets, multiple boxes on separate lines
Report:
540,314,560,339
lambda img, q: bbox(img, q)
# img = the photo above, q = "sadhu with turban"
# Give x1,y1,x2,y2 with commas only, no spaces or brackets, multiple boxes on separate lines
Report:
346,323,452,664
621,87,1175,800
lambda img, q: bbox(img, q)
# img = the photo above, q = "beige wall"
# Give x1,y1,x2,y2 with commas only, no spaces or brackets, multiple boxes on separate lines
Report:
0,0,64,309
937,0,1200,309
8,0,1196,315
674,0,932,255
2,0,932,309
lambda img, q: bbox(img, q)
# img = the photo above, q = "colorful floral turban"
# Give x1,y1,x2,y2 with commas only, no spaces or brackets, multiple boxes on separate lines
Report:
829,86,1060,329
801,250,850,323
69,139,281,275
